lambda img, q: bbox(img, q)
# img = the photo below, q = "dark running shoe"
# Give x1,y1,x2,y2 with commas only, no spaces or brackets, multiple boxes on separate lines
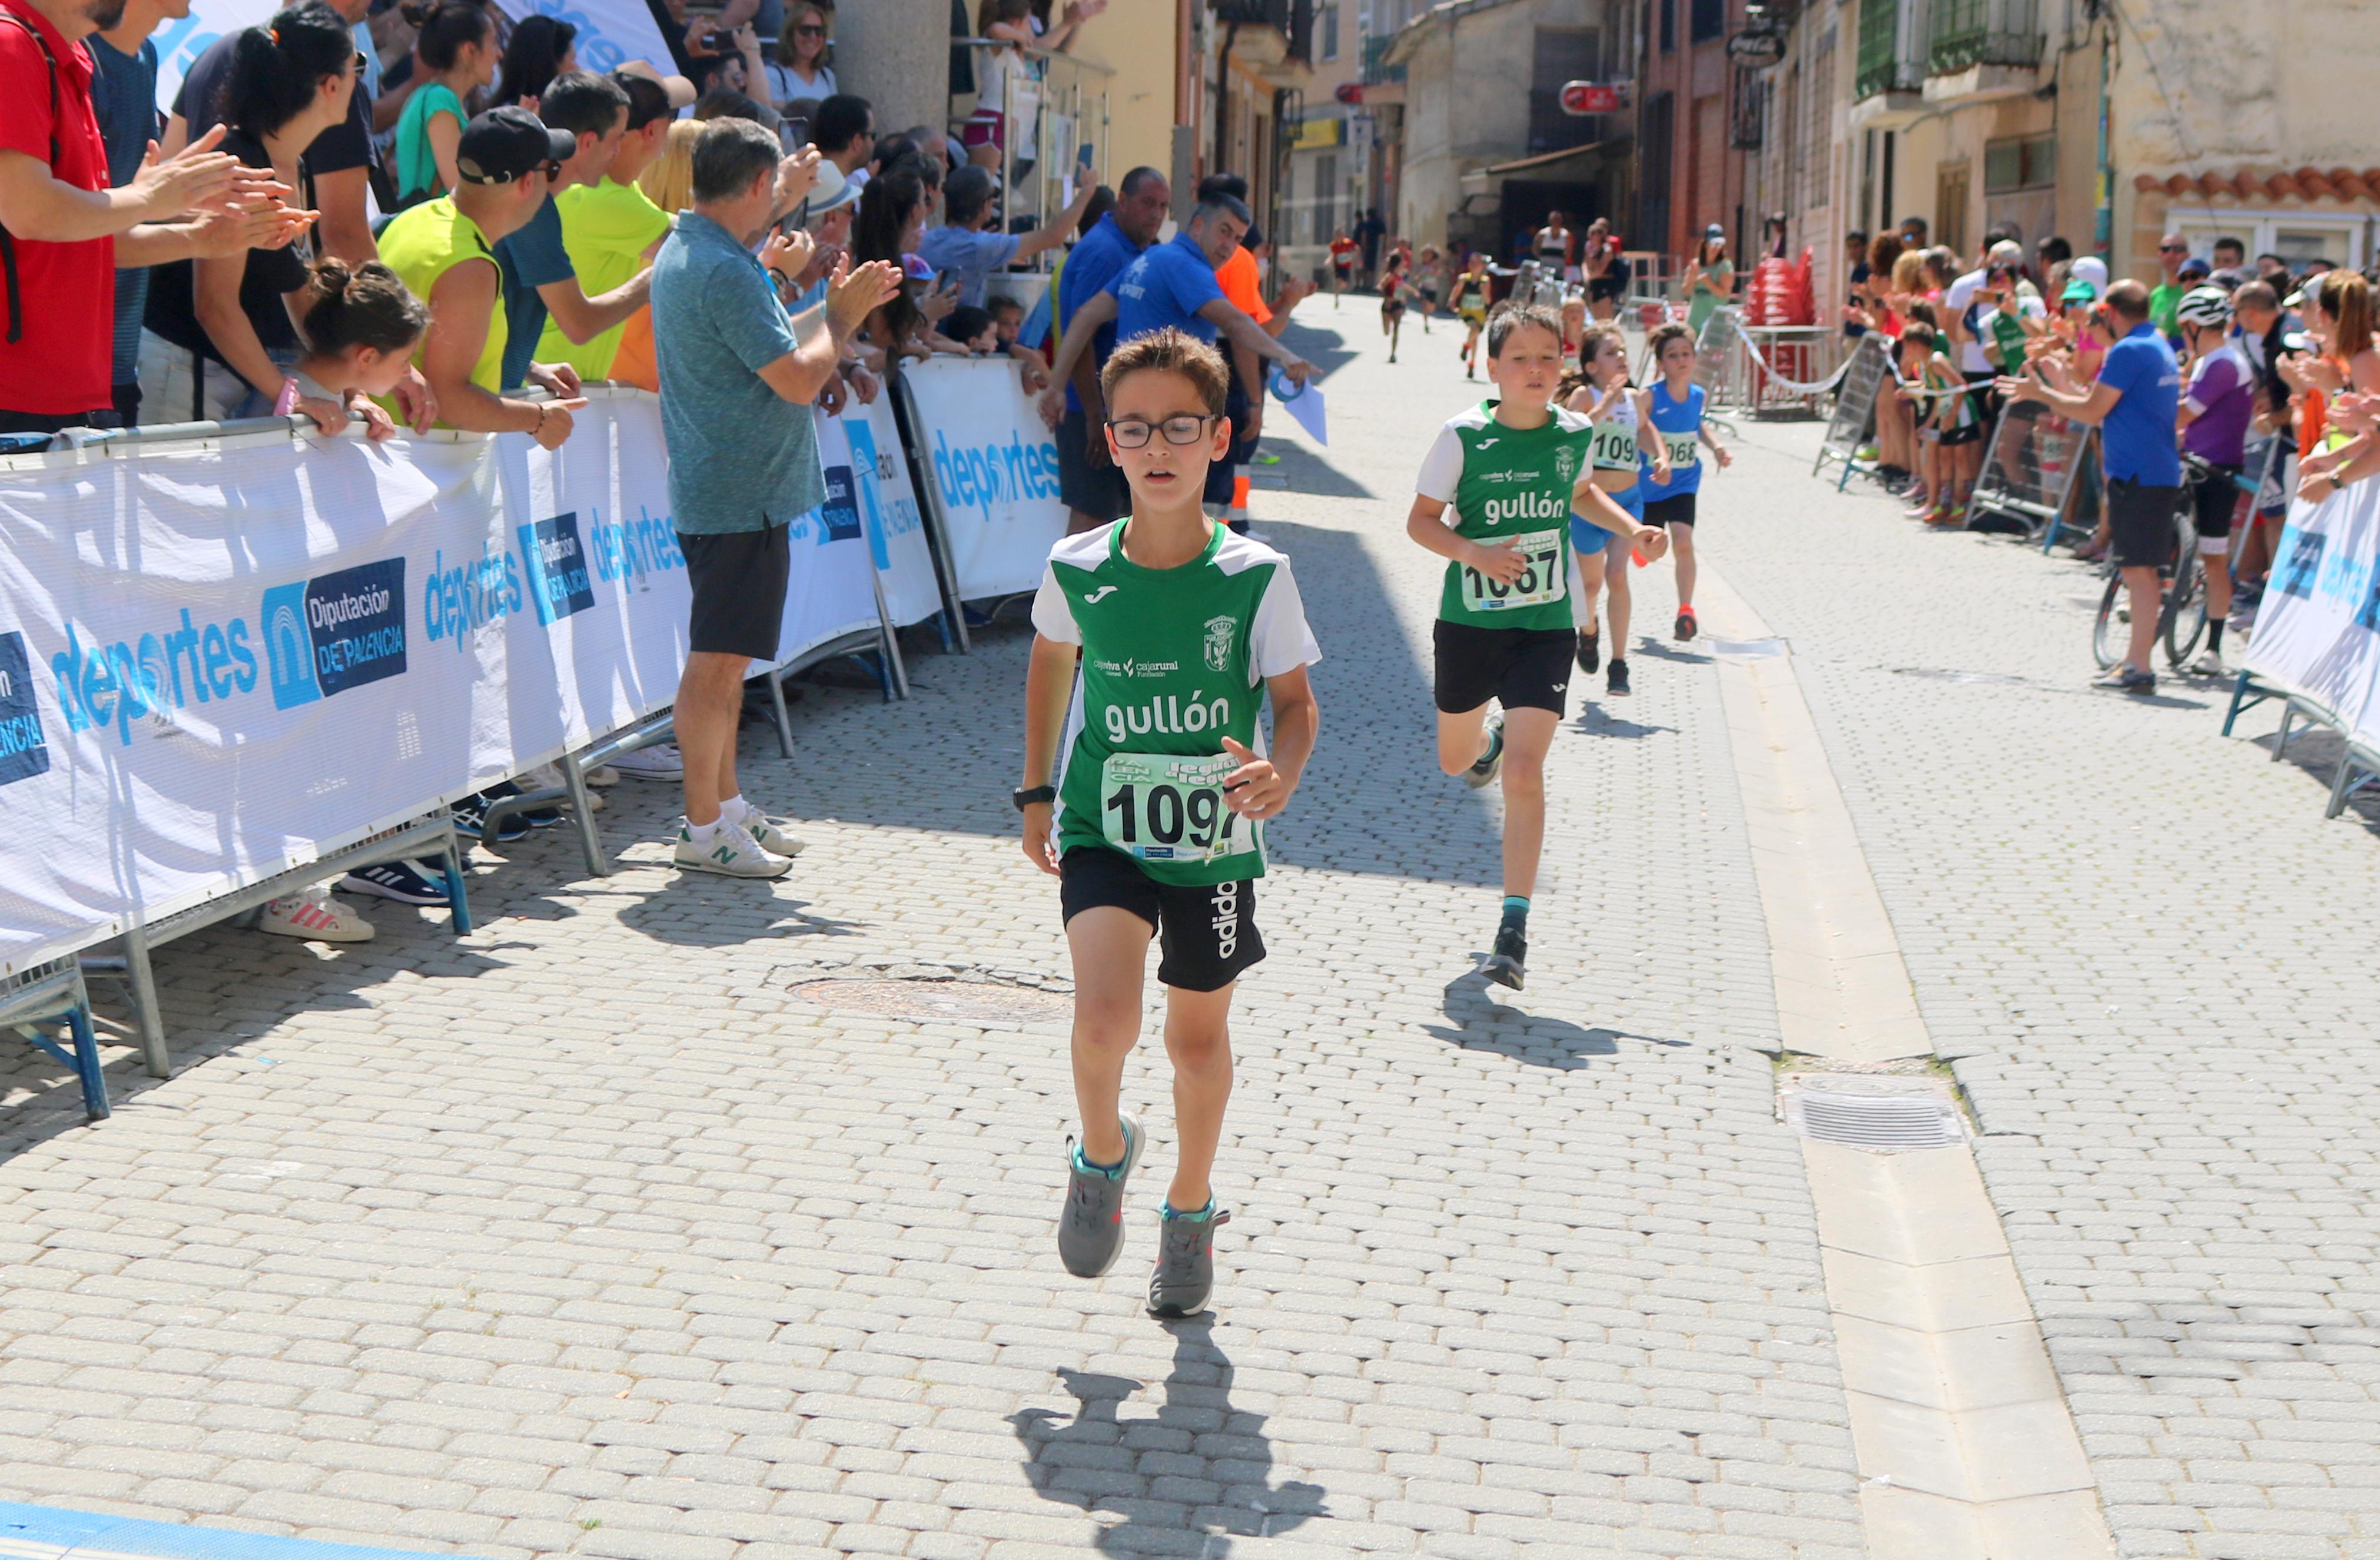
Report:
1057,1113,1143,1279
1576,626,1600,676
2092,665,2157,695
1463,712,1505,789
451,791,532,843
340,860,450,906
1484,923,1527,990
1674,605,1698,641
1147,1202,1232,1318
1606,658,1632,697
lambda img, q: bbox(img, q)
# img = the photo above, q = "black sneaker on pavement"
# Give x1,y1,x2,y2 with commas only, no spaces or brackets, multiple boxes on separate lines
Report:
1575,627,1600,676
1147,1203,1232,1318
340,860,451,906
451,791,532,842
2092,665,2157,694
1057,1113,1143,1278
1606,657,1632,697
1484,923,1527,990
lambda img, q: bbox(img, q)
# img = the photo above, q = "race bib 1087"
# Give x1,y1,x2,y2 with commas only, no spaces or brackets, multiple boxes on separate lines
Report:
1100,750,1252,863
1459,527,1565,612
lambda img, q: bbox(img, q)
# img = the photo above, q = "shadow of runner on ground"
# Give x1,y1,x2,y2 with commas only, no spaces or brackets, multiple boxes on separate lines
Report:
1425,970,1682,1068
1009,1318,1328,1556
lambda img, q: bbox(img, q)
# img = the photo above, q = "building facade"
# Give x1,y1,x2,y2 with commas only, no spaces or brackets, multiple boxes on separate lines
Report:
1631,0,1754,267
1381,0,1638,259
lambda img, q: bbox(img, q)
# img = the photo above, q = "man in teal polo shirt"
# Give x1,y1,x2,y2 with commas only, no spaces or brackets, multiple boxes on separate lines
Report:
649,117,898,878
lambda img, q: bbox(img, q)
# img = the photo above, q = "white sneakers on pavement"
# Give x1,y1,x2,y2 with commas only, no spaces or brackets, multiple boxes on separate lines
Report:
258,885,376,942
673,818,791,878
741,808,806,857
612,743,684,781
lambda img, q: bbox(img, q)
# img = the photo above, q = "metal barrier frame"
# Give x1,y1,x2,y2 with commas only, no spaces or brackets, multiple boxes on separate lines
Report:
1812,334,1893,490
0,960,108,1120
1959,402,2097,542
81,814,470,1080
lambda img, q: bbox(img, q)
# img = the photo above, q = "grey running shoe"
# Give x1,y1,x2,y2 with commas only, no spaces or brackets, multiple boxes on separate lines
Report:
1463,712,1505,789
1484,922,1527,990
1057,1113,1143,1278
1147,1203,1232,1318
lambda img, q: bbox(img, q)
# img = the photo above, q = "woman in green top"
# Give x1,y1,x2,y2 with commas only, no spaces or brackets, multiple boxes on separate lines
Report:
394,0,498,205
1679,225,1733,338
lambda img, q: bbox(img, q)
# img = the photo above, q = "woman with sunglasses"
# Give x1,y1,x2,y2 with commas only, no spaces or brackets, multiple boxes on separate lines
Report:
766,3,835,107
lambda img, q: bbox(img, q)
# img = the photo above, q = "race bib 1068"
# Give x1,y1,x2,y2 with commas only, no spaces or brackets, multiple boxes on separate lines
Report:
1100,750,1251,863
1589,423,1638,469
1663,432,1699,467
1459,527,1565,612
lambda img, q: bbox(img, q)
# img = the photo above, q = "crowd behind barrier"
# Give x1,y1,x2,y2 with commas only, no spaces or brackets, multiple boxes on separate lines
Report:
0,359,1067,1097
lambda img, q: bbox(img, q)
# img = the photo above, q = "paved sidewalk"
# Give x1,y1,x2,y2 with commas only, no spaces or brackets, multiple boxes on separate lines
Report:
1705,417,2380,1559
0,313,1863,1558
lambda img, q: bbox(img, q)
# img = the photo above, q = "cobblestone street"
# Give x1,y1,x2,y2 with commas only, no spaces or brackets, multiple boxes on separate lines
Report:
1,302,2374,1560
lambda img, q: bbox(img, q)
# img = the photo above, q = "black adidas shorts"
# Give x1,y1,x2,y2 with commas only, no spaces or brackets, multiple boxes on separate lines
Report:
1060,847,1265,993
1433,620,1574,716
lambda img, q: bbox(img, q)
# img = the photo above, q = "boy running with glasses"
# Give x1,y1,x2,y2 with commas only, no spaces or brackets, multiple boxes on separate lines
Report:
1407,303,1666,990
1019,328,1322,1319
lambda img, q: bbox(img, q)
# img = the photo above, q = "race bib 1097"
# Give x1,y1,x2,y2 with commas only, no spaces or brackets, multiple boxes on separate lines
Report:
1100,750,1252,863
1589,423,1638,469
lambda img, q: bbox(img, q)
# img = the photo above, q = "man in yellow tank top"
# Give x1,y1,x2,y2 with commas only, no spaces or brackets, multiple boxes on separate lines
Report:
376,107,585,447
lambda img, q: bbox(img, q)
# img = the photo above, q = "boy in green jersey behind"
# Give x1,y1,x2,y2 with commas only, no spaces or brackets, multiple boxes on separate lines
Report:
1406,302,1667,990
1018,328,1323,1318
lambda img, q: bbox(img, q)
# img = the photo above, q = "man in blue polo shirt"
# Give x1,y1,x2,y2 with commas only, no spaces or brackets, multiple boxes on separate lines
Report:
1037,192,1311,459
2001,277,2182,692
1052,165,1168,532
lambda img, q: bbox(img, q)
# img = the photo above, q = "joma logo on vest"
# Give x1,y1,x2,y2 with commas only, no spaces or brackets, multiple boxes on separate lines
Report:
1101,691,1230,745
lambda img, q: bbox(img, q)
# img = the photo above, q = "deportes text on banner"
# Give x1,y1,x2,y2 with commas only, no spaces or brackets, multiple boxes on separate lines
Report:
899,357,1068,601
839,398,943,628
790,410,903,667
2240,480,2380,735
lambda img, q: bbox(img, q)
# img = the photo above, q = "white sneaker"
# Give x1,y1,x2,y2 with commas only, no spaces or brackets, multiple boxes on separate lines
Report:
258,885,376,942
737,806,806,857
2191,649,2226,677
522,762,565,791
612,743,684,781
673,818,791,878
583,764,620,788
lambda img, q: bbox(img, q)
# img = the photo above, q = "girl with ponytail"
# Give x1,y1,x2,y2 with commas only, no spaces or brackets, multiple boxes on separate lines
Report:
274,258,430,437
185,2,355,416
394,0,499,204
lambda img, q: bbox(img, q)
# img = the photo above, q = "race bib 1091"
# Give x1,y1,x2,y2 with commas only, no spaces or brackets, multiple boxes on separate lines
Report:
1459,526,1565,612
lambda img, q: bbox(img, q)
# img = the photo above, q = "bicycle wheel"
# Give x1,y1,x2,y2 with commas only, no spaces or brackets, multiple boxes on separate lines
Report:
2163,542,2208,667
2092,567,2126,669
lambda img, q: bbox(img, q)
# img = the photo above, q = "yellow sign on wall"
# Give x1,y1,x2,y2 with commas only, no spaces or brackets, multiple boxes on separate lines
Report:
1293,117,1346,152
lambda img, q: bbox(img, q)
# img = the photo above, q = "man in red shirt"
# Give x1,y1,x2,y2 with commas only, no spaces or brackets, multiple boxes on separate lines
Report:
0,0,286,433
1328,228,1359,306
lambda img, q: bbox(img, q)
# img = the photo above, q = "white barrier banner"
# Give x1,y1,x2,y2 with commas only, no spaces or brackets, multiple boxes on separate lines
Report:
150,0,281,114
781,411,892,667
491,0,675,75
900,356,1067,600
0,396,878,975
2241,480,2380,737
841,397,943,628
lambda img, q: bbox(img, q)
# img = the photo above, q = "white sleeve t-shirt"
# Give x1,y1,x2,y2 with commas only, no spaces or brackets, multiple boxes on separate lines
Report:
1414,421,1466,503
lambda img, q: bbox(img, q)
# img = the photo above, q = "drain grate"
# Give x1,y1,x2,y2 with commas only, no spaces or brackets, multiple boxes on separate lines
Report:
787,977,1074,1026
1781,1075,1966,1151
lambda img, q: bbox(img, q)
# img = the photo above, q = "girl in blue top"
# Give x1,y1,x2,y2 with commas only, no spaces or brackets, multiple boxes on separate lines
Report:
1638,322,1733,639
1561,324,1668,696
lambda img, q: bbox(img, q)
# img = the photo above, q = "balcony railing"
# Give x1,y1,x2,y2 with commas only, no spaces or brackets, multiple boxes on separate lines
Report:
1927,0,2040,74
1853,0,1923,99
1362,32,1406,85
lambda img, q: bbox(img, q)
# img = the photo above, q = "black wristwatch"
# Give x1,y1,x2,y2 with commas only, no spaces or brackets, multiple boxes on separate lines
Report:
1013,785,1056,811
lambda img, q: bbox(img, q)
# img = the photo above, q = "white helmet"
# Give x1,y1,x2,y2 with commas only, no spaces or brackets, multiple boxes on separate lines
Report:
2175,284,2233,328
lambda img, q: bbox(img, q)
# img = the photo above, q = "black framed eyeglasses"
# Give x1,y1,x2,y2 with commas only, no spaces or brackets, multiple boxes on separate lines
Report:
794,22,826,34
1107,414,1220,448
351,48,368,71
540,159,567,181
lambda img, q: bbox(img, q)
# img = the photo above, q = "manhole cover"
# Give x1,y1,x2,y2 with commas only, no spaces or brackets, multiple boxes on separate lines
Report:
788,978,1074,1025
1781,1075,1966,1151
1708,637,1789,659
1893,666,2032,688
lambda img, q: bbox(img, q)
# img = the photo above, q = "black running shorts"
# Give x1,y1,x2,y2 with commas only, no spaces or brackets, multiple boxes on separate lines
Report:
1433,620,1574,716
1060,847,1264,993
2107,476,2183,570
1057,407,1129,523
2190,463,2242,548
679,523,790,661
1644,492,1698,527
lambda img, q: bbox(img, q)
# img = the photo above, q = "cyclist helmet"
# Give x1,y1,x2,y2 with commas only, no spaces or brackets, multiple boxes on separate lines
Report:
2175,284,2233,328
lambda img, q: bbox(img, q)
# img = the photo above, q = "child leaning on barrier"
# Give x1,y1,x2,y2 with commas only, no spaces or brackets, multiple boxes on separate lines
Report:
273,258,430,438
